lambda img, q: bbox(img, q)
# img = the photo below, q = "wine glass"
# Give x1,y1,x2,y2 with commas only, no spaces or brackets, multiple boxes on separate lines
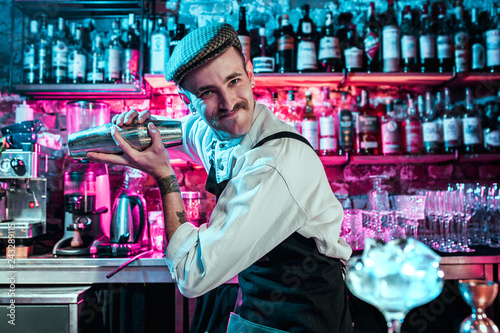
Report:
345,238,444,333
459,279,499,333
368,175,390,211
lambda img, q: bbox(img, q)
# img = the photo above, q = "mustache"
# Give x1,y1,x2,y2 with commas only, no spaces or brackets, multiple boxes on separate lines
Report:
212,101,250,125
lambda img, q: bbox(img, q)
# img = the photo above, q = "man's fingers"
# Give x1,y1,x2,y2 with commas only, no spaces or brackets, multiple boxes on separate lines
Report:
123,109,139,125
111,126,137,157
138,110,152,123
147,122,164,149
86,151,129,166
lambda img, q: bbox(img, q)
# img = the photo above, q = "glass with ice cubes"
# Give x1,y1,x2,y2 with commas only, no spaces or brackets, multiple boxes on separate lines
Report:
345,238,445,333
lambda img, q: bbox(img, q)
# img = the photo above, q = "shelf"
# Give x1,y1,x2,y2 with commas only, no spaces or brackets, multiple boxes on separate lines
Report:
11,83,149,99
145,72,500,90
13,0,143,17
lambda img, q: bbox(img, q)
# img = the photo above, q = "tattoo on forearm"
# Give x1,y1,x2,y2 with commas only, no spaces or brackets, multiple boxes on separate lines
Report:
176,211,189,224
157,175,180,196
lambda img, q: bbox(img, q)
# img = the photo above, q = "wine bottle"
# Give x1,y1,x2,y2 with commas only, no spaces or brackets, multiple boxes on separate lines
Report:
381,0,401,73
278,14,295,73
318,12,342,72
400,6,418,73
296,4,317,72
253,26,275,73
237,6,251,61
419,4,437,73
363,2,381,73
470,8,485,72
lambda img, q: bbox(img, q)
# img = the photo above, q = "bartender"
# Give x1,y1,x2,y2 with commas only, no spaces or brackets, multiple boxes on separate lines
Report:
88,23,353,332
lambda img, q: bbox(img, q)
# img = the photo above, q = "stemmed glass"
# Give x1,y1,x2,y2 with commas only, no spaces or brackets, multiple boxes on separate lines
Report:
459,279,499,333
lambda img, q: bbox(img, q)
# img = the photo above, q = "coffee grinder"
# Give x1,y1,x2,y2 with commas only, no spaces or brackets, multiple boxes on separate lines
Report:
53,160,111,256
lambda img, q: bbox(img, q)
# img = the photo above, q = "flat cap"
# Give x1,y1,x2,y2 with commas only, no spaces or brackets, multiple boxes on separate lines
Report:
165,23,242,86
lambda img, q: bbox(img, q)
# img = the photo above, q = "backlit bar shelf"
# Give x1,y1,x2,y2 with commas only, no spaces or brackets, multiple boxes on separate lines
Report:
10,83,149,99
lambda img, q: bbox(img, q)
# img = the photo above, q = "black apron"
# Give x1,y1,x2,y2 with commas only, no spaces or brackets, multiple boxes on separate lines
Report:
190,132,352,333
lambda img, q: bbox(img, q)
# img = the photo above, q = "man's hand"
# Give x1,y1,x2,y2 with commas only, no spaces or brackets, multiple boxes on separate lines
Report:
112,109,152,127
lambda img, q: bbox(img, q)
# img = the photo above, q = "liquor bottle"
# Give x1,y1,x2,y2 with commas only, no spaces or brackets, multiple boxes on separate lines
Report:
483,91,500,152
422,92,443,154
381,0,400,73
52,17,69,84
67,26,87,83
285,90,302,133
150,18,169,74
363,2,381,73
296,4,317,72
486,3,500,72
318,12,342,72
253,26,275,73
237,6,251,61
302,91,319,152
338,92,355,155
87,35,104,84
23,19,38,84
462,87,483,153
37,14,50,84
436,4,454,73
400,5,418,73
403,97,423,154
270,92,282,119
122,14,140,84
344,23,363,73
105,19,122,83
419,4,436,73
454,3,470,73
381,99,403,155
319,87,337,155
278,14,295,73
470,8,485,72
443,87,461,154
169,23,185,55
356,90,380,155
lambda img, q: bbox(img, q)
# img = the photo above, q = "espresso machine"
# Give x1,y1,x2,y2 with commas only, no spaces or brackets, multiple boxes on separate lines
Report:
52,160,111,256
0,143,63,240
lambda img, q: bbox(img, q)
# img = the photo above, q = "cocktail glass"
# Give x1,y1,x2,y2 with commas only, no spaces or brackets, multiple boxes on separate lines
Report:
345,238,444,333
459,279,499,333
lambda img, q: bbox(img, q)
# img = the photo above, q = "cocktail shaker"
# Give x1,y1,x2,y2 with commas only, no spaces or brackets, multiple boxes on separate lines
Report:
68,119,182,158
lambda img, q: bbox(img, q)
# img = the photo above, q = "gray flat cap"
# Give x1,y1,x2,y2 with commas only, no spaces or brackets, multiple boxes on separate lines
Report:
165,23,242,86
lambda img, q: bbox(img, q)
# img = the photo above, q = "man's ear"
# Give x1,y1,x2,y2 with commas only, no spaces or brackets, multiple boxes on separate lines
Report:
245,60,256,89
178,91,190,105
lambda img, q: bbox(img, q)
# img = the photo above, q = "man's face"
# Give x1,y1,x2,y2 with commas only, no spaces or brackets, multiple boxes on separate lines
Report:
180,47,256,141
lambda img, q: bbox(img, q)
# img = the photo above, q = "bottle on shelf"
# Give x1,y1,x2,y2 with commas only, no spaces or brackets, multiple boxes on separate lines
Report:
483,90,500,153
462,87,483,153
278,14,295,73
67,25,87,83
270,92,282,120
296,4,317,73
302,91,319,152
169,23,185,56
23,19,38,84
253,25,275,73
318,11,342,72
319,87,337,156
453,2,470,73
341,14,363,73
403,96,423,155
422,91,444,154
363,2,381,73
486,3,500,72
87,35,105,84
37,14,51,84
381,99,403,155
443,87,462,154
150,18,169,75
105,18,123,83
338,92,355,155
237,5,251,62
285,90,302,133
356,90,380,155
419,4,437,73
435,4,454,73
122,14,140,84
381,0,401,73
400,5,418,73
470,8,485,72
52,17,69,84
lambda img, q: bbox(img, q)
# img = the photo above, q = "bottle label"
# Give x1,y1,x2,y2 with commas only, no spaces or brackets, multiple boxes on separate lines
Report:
52,41,68,67
319,115,335,137
123,49,139,75
339,111,354,149
345,47,363,69
455,49,469,72
238,35,251,61
302,22,312,34
443,118,460,146
486,29,500,67
297,41,317,70
320,137,337,151
462,117,482,145
422,122,440,143
357,115,379,133
151,34,168,73
23,45,35,70
437,35,453,59
318,36,340,60
302,119,319,150
278,35,294,51
105,48,121,79
68,52,86,79
487,49,500,67
382,25,400,60
486,130,500,147
364,31,379,61
253,57,275,73
381,120,402,154
419,35,435,59
472,43,486,70
401,35,417,59
405,121,423,153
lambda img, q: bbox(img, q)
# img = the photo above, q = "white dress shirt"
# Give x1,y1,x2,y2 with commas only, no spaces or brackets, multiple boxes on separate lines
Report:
164,102,352,298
